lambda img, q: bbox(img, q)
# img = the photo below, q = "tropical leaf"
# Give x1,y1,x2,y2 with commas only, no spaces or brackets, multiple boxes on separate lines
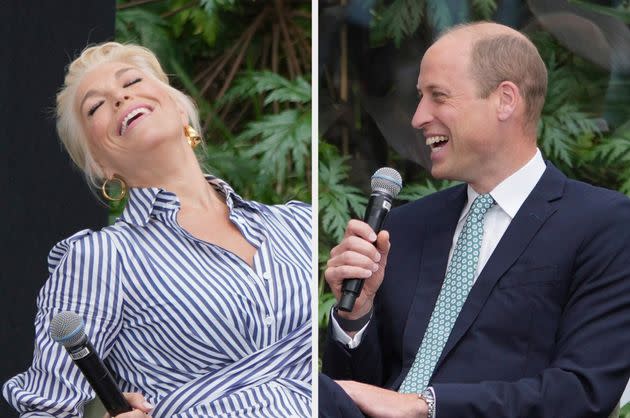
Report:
590,135,630,165
318,292,337,328
238,109,311,186
587,124,630,196
471,0,497,20
426,0,453,33
371,0,425,47
569,0,630,23
200,0,238,15
539,103,600,168
115,9,174,65
398,179,461,201
219,71,311,107
319,144,368,242
176,6,221,47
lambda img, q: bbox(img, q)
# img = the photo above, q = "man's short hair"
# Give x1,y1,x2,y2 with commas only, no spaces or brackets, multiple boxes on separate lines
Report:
443,23,548,132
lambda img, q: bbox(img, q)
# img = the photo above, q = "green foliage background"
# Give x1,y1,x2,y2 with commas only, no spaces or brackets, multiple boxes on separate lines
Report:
319,0,630,409
109,0,311,221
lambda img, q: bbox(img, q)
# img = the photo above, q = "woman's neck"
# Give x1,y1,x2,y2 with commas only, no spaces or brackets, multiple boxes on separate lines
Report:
124,145,224,213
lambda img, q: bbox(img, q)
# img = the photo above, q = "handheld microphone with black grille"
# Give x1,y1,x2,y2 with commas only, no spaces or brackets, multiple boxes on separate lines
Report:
337,167,403,312
50,311,132,416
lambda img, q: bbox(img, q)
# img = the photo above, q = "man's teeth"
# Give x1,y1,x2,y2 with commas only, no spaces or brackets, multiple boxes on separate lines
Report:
426,135,449,146
120,107,151,135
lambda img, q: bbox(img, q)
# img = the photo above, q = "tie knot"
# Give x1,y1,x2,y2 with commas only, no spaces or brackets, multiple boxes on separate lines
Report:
470,193,495,217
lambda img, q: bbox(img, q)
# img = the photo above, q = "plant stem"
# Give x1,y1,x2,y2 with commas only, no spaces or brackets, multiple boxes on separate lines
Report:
161,0,198,17
274,0,301,78
117,0,166,10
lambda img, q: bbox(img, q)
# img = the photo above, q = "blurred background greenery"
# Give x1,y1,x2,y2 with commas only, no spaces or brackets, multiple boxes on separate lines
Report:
318,0,630,412
110,0,312,223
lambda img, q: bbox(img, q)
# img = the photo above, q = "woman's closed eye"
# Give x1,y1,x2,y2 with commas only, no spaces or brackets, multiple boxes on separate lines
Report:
88,101,104,116
124,77,142,88
86,78,142,116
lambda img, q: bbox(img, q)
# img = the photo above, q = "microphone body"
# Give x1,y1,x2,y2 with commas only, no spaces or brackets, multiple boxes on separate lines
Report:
50,312,132,416
337,168,402,312
338,191,393,311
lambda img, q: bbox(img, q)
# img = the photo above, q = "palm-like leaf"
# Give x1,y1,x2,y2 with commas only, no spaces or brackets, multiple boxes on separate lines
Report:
569,0,630,23
472,0,497,20
398,179,461,202
219,71,311,107
371,0,425,47
318,291,338,329
539,104,599,168
426,0,453,33
115,9,174,65
238,109,311,185
319,145,367,243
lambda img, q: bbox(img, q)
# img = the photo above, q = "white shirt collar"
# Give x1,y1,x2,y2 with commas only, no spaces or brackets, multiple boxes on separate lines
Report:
460,148,546,221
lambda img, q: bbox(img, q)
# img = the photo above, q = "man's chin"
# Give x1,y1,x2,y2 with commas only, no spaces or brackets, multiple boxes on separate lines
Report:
429,165,448,180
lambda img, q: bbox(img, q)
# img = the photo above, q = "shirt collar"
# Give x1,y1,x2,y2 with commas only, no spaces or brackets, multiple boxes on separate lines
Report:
119,175,256,226
460,148,546,221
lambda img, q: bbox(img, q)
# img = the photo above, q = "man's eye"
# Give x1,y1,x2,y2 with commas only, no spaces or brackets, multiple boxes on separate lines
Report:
88,101,104,116
124,78,142,88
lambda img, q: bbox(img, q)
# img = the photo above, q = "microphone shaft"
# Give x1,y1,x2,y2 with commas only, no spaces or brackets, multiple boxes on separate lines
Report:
338,191,392,312
67,341,132,416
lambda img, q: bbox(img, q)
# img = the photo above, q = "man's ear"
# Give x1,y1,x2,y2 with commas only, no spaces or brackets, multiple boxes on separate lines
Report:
496,81,519,122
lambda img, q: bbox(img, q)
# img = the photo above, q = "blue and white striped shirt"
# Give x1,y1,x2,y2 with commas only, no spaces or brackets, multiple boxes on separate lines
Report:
3,176,312,417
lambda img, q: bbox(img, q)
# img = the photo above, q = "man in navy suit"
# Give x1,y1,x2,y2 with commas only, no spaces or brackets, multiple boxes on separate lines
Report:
321,22,630,417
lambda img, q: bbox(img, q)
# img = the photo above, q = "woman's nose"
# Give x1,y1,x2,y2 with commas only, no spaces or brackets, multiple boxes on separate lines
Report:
115,94,131,108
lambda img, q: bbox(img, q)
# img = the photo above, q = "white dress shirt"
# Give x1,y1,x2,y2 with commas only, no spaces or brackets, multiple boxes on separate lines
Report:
332,149,547,351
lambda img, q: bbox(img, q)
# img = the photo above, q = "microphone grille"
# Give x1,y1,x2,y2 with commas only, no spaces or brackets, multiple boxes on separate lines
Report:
50,311,86,348
371,167,403,197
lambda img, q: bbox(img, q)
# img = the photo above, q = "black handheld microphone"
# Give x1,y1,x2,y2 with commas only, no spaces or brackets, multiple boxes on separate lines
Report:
50,311,132,416
338,167,403,312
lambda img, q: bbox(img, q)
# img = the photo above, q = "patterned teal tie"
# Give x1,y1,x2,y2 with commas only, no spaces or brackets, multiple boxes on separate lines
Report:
399,193,495,392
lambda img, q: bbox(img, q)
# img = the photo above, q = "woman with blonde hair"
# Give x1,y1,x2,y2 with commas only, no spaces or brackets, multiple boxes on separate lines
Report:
3,42,312,418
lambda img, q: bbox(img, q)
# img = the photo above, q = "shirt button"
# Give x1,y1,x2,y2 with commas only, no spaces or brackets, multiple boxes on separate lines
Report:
262,272,272,280
263,315,274,326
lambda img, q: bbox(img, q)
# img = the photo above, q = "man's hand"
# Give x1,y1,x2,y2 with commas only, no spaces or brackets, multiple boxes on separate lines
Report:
325,220,391,319
335,380,427,418
102,392,154,418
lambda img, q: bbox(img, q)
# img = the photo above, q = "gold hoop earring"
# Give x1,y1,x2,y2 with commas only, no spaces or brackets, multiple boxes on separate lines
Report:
184,125,201,149
101,176,127,202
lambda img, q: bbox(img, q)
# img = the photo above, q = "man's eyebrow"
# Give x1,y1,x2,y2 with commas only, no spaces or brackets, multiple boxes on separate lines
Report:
417,83,450,94
79,67,136,111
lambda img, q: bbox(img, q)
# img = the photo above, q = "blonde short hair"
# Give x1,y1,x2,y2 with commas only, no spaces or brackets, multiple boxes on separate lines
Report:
56,42,202,187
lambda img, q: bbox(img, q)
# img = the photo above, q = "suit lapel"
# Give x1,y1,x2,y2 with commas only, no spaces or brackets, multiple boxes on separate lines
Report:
433,164,565,373
395,185,467,388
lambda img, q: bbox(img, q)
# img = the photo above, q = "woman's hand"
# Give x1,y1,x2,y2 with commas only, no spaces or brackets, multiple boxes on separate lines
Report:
102,392,154,418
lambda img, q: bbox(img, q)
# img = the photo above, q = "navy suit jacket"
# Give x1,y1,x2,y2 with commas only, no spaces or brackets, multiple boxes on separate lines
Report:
323,163,630,417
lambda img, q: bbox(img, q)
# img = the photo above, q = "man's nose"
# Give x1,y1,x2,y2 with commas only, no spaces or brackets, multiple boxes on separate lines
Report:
411,97,432,130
